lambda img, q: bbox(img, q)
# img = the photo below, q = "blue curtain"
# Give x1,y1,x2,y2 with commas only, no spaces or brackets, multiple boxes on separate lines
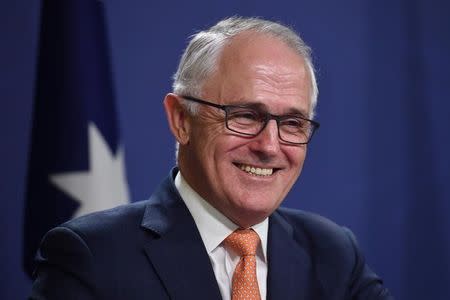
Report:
366,1,450,298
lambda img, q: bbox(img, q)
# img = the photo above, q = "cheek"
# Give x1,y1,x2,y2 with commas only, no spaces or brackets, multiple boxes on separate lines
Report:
211,132,250,157
198,132,234,175
190,122,223,154
286,147,307,172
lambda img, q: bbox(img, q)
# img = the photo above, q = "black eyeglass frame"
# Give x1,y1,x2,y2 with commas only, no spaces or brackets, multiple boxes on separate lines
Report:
180,95,320,145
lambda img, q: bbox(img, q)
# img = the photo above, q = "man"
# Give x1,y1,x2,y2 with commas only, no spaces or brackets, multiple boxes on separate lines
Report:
30,17,393,299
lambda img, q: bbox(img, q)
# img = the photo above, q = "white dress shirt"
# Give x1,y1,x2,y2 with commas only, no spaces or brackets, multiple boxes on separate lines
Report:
175,172,268,300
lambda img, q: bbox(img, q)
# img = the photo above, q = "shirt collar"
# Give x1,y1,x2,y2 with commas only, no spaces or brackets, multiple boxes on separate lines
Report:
175,171,268,261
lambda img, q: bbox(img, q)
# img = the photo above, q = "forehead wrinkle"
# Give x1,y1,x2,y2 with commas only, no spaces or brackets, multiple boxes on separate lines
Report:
252,64,308,92
232,101,309,118
253,64,306,82
251,67,309,108
253,75,305,98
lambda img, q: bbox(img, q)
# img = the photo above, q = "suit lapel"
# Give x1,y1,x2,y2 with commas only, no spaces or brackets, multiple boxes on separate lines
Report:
267,211,324,300
140,170,222,300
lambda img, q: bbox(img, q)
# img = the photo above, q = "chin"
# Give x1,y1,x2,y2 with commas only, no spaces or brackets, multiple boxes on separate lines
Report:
233,212,270,228
229,199,278,226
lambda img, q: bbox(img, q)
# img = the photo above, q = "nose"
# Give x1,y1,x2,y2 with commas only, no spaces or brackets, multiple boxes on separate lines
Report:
248,120,281,157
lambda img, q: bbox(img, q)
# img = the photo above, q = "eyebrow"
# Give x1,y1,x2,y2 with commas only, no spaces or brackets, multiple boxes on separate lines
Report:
231,101,309,118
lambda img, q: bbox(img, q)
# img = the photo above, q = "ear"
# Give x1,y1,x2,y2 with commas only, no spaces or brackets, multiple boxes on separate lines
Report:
163,93,191,145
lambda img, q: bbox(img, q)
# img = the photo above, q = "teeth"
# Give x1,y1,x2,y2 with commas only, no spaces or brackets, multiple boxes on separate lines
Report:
239,164,273,176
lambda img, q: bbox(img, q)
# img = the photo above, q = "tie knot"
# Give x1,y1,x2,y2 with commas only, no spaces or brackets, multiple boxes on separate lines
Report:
224,229,260,256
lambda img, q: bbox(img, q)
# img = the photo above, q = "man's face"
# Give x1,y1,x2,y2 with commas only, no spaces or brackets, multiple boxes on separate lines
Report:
178,33,312,227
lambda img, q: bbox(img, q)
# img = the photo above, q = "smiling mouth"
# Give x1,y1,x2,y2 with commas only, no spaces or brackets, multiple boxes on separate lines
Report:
235,163,277,176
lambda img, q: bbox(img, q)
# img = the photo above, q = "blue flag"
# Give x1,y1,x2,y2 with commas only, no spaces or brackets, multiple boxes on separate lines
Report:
23,0,129,277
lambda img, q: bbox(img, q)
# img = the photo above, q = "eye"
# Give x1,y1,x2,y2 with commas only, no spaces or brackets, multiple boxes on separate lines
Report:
280,117,308,133
228,109,261,125
282,117,303,127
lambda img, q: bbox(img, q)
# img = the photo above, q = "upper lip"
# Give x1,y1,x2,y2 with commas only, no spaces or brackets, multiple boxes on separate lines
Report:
233,162,282,171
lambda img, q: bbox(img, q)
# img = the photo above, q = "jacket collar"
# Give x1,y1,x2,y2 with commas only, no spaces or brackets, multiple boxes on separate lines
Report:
140,168,222,299
267,210,324,300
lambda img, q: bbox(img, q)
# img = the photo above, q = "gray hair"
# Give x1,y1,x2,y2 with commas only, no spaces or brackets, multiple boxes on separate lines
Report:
172,16,318,119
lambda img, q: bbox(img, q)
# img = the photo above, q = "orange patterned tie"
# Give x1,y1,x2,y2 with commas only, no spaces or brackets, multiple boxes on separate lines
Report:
223,229,261,300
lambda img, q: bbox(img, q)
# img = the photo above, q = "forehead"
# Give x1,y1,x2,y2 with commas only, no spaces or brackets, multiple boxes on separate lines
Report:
202,32,312,115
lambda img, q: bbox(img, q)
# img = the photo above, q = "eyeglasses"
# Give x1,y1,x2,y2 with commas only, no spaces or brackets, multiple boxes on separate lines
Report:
181,95,320,145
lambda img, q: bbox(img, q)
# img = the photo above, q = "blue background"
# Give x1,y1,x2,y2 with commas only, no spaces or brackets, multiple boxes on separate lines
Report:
2,0,449,299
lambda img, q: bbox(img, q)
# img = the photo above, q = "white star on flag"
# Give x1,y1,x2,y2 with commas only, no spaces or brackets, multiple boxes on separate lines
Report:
50,122,130,218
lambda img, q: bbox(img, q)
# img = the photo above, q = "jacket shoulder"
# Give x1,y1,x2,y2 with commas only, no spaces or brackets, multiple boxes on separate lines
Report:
32,200,164,299
274,207,393,299
58,200,150,246
275,207,358,268
276,207,350,241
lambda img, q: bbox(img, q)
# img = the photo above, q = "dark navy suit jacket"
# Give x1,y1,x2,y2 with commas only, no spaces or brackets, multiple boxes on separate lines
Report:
30,169,393,299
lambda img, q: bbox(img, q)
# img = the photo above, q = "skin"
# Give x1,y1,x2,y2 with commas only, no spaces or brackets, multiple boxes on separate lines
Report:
164,32,312,228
